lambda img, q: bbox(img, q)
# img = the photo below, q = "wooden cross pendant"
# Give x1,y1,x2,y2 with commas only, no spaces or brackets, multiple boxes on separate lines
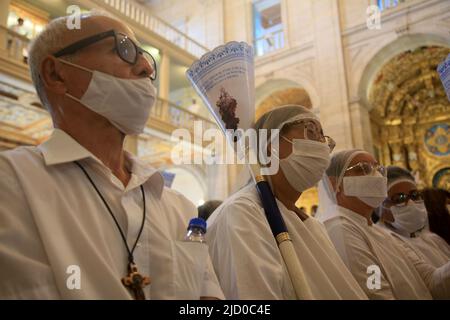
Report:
121,262,151,300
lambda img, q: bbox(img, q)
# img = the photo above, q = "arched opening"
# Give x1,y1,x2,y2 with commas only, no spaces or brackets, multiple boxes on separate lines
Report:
255,79,312,120
256,87,312,119
368,45,450,188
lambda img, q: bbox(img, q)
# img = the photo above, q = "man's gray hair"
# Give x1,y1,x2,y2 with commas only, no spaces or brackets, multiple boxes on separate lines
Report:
28,10,113,111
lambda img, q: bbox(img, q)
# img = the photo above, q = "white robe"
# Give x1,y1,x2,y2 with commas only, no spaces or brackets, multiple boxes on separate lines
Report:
378,223,450,268
206,184,367,300
324,206,450,299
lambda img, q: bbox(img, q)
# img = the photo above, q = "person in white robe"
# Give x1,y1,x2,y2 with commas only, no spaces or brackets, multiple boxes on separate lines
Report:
207,105,368,300
316,149,450,299
375,166,450,267
0,12,223,300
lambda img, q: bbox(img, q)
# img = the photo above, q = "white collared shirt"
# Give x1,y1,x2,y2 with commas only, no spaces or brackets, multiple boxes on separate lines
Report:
0,129,224,300
378,223,450,268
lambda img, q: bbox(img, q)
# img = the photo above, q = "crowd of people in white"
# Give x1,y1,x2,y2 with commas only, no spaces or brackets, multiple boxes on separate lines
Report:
1,11,449,300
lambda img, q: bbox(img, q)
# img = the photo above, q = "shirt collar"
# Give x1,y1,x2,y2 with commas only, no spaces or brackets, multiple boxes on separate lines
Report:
38,129,164,197
382,222,423,238
39,129,96,165
126,151,164,197
337,205,373,226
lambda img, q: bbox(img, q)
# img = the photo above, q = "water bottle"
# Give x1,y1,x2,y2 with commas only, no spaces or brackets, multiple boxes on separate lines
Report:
184,218,207,243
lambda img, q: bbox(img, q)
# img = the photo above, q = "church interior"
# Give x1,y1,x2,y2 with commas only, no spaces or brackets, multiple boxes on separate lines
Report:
0,0,448,213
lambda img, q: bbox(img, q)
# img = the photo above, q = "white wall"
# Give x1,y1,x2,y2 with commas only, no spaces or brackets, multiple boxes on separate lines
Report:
165,166,206,206
147,0,224,49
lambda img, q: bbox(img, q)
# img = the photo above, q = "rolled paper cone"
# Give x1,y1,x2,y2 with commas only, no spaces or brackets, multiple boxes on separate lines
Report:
187,42,312,300
186,41,255,144
437,53,450,102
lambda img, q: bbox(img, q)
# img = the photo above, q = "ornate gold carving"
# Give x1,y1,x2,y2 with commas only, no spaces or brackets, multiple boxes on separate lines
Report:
369,46,450,188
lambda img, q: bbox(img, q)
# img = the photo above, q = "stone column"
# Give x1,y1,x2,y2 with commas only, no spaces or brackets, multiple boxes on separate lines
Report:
311,0,354,150
158,51,171,121
223,0,252,43
349,99,374,154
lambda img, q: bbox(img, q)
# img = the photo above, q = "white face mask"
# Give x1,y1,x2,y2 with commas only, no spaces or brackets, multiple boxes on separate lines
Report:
391,202,428,234
342,172,387,208
278,139,331,192
60,59,156,135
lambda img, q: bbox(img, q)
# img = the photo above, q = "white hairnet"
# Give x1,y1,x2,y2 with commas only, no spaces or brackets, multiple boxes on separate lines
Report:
232,105,317,190
372,166,417,220
386,166,416,191
373,166,416,219
316,149,369,223
253,104,318,162
254,104,318,132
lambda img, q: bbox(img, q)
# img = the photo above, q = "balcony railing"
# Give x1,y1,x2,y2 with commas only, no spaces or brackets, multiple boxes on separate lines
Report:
151,97,216,132
0,25,30,64
254,29,284,56
0,92,217,148
3,0,211,61
95,0,209,57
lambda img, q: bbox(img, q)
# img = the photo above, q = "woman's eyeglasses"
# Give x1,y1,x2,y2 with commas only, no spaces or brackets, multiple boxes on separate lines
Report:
284,120,336,151
53,30,157,81
345,161,386,176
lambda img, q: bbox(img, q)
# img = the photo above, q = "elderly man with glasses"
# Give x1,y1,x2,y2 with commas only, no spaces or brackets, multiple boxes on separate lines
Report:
0,11,223,300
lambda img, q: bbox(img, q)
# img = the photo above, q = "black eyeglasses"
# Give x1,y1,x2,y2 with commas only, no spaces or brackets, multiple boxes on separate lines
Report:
53,30,157,81
386,190,424,207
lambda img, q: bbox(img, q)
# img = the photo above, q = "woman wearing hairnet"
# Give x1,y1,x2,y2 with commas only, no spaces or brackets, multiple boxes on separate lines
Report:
206,105,367,300
375,166,450,267
316,149,450,299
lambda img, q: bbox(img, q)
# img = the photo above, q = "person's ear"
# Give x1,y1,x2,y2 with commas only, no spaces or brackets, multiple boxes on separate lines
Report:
40,55,67,95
